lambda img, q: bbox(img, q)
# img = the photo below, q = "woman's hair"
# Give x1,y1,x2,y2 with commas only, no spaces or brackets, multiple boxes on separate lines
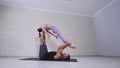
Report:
37,28,42,37
37,28,42,32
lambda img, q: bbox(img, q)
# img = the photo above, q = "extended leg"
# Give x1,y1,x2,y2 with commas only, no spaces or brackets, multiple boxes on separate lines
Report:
51,26,76,49
39,30,48,60
51,26,68,43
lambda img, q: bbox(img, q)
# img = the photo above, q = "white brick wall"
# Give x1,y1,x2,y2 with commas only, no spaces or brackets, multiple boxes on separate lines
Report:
0,5,98,57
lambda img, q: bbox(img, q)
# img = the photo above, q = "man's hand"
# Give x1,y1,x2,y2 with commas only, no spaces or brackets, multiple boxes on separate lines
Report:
54,54,61,60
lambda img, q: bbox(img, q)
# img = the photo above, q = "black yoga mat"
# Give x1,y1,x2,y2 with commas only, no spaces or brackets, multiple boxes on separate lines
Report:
20,58,78,62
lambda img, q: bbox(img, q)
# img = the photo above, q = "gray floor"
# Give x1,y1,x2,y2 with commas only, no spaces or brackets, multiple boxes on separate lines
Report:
0,56,120,68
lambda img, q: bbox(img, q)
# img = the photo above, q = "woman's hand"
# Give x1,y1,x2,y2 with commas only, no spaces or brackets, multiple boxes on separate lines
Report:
47,33,51,38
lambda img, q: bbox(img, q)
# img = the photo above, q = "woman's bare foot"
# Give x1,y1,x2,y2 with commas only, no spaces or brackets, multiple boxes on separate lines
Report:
69,44,76,49
66,42,76,49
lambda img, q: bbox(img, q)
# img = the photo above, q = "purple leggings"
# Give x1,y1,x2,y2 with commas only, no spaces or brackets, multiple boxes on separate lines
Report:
45,24,68,43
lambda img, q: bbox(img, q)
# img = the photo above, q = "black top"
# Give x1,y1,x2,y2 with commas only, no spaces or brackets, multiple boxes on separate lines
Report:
42,51,57,60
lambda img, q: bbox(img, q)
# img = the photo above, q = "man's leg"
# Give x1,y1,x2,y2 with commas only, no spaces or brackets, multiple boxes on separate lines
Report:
39,30,48,60
39,45,48,60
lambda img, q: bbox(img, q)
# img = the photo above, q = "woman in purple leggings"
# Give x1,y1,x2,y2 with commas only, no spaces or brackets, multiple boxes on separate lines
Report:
38,24,76,49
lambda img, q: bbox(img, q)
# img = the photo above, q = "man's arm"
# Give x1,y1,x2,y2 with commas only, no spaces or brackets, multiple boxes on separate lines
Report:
54,43,70,60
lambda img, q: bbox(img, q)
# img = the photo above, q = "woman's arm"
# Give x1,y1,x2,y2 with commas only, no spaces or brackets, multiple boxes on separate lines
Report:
47,31,58,39
40,26,51,38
